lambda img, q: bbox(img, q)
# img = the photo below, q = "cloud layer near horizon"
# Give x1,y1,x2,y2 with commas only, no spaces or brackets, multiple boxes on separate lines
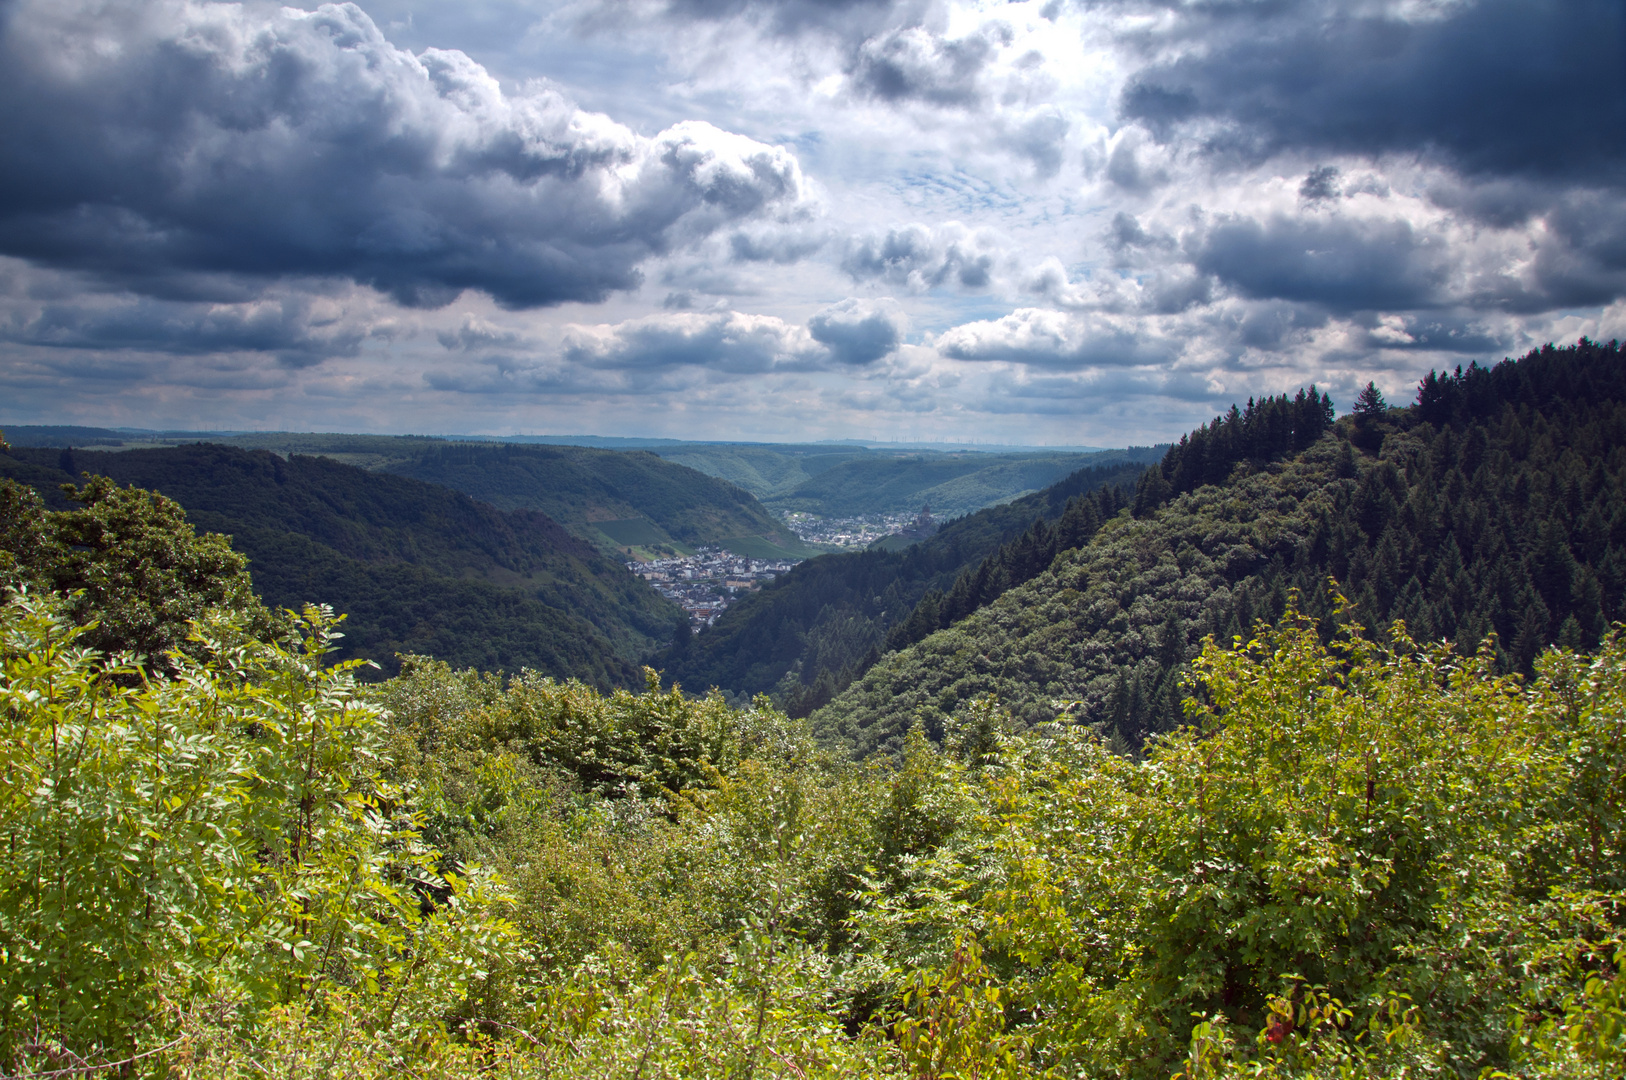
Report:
2,0,1624,444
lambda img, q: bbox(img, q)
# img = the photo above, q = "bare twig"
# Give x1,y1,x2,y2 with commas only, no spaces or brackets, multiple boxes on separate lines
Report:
1,1037,184,1080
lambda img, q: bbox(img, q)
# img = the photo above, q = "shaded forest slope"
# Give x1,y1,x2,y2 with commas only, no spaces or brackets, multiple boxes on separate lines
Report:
0,443,680,685
385,442,812,557
816,339,1626,758
658,453,1161,706
3,429,817,558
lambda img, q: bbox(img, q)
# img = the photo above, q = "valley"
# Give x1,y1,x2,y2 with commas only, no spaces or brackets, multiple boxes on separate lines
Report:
6,340,1626,1080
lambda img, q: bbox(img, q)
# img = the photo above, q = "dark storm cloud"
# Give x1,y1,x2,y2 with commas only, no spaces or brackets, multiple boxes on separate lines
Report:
0,1,811,311
848,23,1006,108
842,224,1003,291
1425,177,1551,231
1191,213,1447,313
660,0,934,39
807,298,905,365
1299,166,1341,203
1119,0,1626,186
2,296,368,368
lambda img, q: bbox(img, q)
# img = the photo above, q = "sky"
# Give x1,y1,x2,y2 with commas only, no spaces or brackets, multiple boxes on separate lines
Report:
1,0,1623,446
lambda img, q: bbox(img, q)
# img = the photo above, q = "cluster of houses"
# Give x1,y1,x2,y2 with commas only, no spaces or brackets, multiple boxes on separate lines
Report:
629,547,799,630
779,510,924,548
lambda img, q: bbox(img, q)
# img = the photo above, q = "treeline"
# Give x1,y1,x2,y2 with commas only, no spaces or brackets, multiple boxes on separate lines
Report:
1134,385,1336,512
815,339,1626,757
659,455,1155,710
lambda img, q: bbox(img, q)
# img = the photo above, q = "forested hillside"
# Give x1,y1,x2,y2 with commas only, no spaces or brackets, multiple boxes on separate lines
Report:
0,443,680,684
386,442,813,558
6,345,1626,1080
652,442,873,500
1,429,817,558
648,443,1149,519
659,455,1157,709
817,340,1626,757
761,449,1155,518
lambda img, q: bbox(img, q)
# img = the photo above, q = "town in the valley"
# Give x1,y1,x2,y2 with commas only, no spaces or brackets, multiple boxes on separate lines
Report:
628,547,797,630
778,510,919,548
633,507,939,630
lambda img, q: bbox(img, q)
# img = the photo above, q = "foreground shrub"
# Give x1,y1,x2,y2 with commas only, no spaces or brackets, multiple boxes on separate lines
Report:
0,594,512,1064
6,585,1624,1078
852,603,1626,1077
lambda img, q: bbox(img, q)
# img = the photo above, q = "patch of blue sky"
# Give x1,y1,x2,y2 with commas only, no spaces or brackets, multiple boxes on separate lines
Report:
890,168,1028,219
908,295,1023,338
362,0,684,133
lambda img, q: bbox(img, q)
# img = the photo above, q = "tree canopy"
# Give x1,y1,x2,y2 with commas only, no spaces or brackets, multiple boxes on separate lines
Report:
0,471,283,665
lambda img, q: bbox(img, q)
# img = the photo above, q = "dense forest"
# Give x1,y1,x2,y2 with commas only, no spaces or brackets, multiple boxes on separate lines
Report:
0,443,681,684
0,429,826,559
816,340,1626,757
659,451,1162,712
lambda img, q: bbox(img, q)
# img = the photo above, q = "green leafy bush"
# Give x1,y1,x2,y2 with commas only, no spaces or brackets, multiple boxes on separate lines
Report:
0,595,513,1066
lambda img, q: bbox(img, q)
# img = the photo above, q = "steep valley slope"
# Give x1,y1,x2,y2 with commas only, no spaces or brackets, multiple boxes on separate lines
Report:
383,442,815,559
0,443,682,685
815,339,1626,757
658,453,1163,707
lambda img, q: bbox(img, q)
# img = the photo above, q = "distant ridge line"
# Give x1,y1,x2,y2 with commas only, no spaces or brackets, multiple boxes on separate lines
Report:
0,424,1123,455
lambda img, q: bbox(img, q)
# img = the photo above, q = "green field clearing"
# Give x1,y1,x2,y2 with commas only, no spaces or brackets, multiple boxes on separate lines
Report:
593,518,669,546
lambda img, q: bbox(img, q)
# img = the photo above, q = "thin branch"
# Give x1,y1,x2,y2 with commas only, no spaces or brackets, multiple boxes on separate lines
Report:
1,1037,184,1080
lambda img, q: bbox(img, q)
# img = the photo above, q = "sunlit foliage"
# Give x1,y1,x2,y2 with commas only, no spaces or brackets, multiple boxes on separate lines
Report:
4,575,1623,1077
